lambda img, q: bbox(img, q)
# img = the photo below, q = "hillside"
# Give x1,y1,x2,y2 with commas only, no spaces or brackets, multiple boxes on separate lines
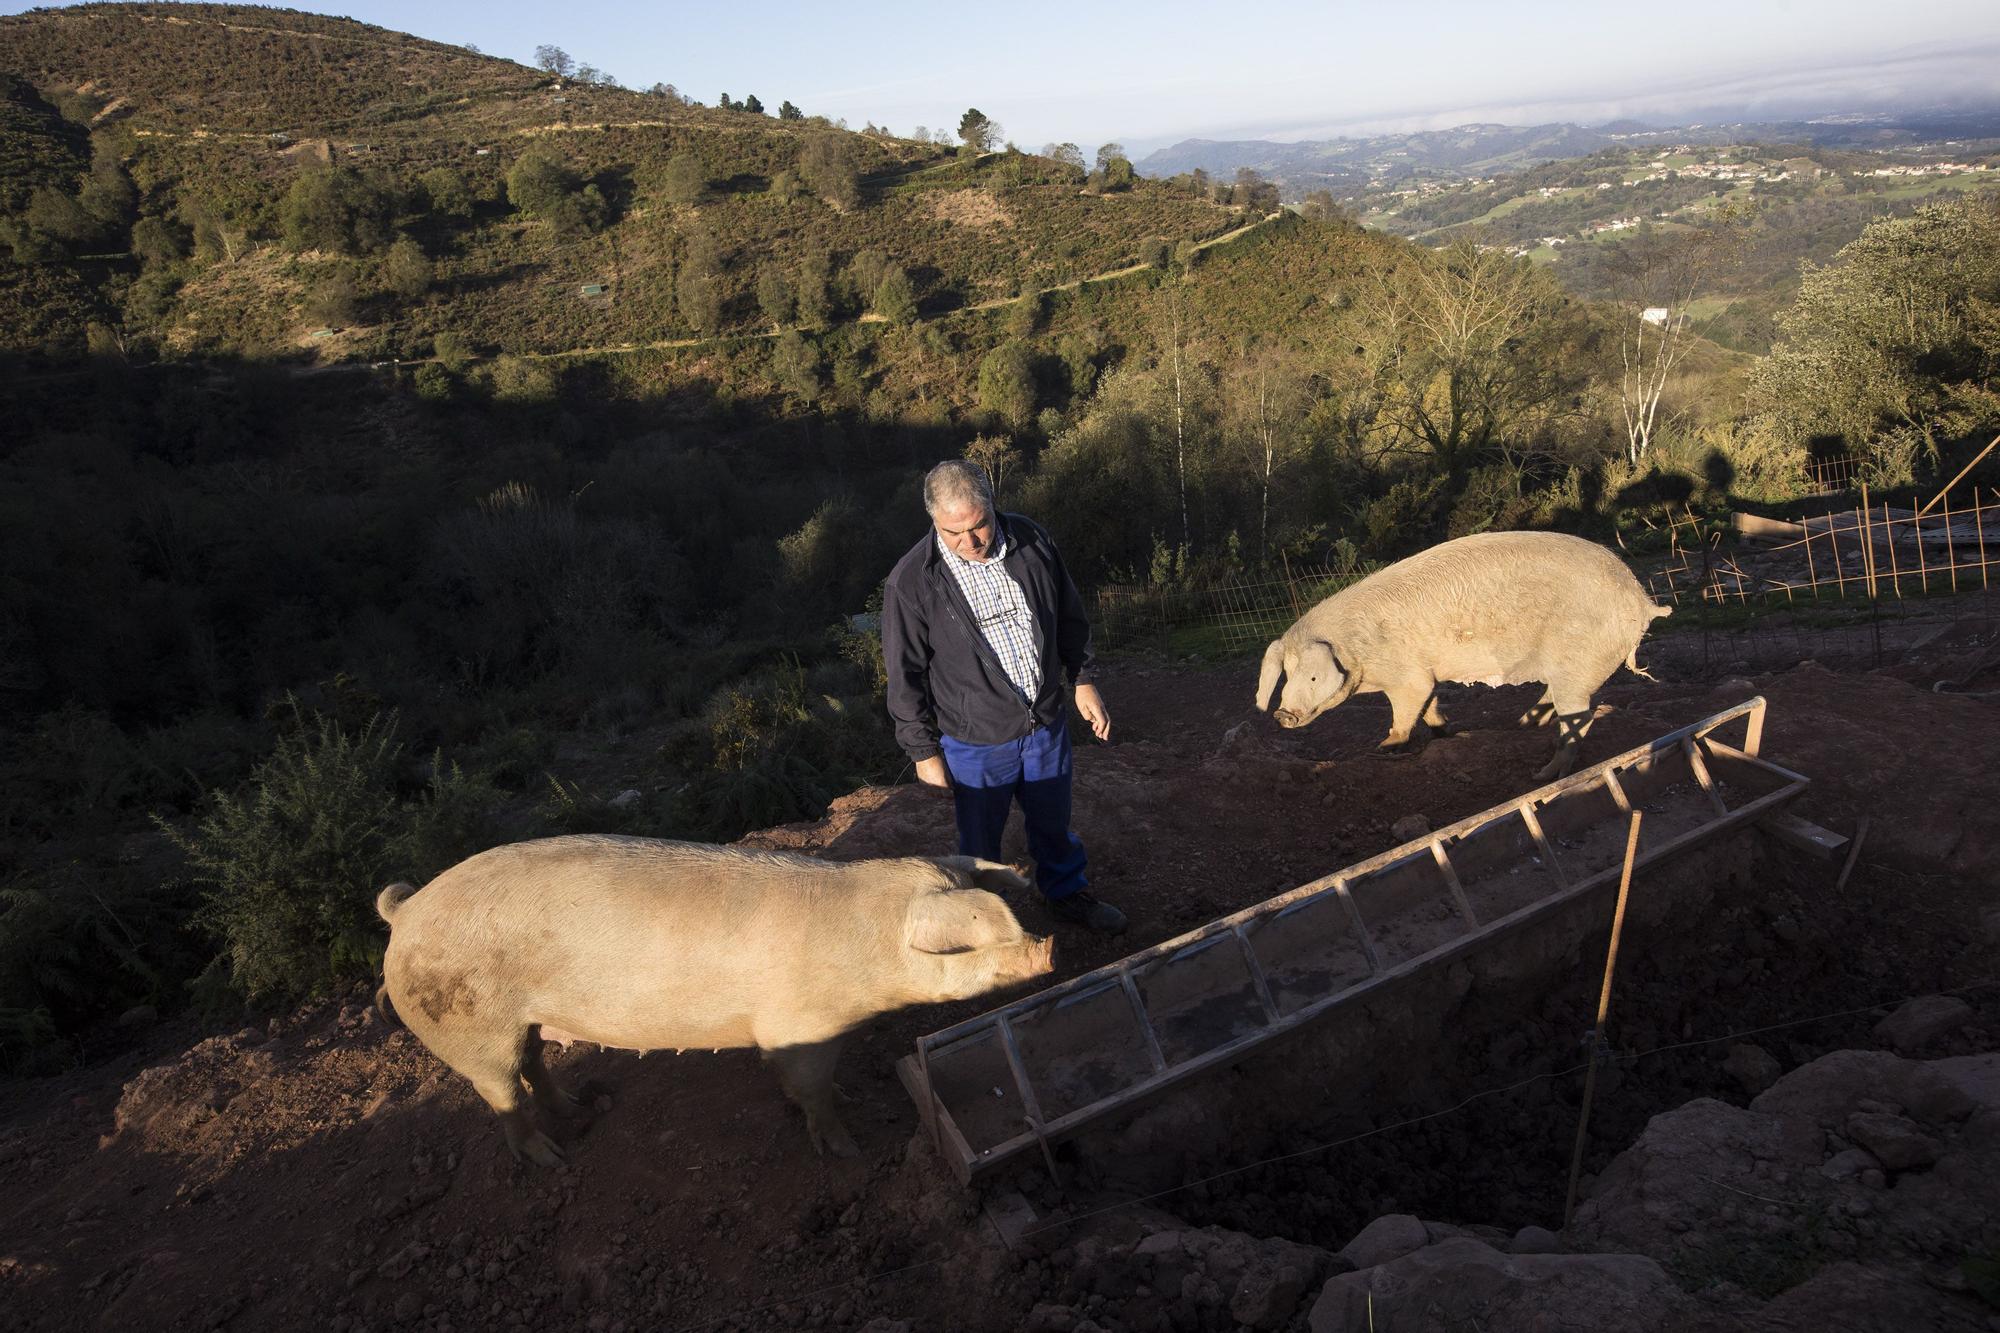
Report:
0,4,1244,364
1355,140,2000,352
0,660,1995,1331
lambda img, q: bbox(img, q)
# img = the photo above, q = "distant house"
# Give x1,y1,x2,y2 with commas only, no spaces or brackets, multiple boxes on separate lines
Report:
1640,307,1671,325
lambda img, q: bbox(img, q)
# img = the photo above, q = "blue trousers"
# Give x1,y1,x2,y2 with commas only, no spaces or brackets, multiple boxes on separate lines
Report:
939,719,1089,902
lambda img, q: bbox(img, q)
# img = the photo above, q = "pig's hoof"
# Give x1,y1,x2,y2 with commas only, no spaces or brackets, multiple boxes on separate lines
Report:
513,1131,567,1168
810,1120,861,1159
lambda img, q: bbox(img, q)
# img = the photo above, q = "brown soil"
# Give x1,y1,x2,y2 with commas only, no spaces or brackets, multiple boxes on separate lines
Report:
1,659,1995,1331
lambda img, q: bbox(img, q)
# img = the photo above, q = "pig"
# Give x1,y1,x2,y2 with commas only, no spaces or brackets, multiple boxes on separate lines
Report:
1255,530,1672,780
373,835,1053,1166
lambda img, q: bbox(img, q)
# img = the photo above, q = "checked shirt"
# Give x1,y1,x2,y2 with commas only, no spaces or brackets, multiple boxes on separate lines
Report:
936,530,1043,703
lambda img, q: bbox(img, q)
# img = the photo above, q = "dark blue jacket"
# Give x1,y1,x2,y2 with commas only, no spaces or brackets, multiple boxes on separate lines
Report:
881,513,1096,761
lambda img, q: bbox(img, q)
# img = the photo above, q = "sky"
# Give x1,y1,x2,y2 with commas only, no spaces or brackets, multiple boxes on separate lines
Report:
11,0,2000,155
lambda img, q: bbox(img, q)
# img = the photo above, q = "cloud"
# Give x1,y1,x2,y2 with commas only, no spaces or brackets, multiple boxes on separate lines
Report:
1146,40,2000,146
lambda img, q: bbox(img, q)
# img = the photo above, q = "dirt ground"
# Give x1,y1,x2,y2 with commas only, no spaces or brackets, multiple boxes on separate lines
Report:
1,653,1996,1332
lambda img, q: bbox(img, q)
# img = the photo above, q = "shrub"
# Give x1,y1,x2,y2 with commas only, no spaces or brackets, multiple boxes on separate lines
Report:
280,166,393,255
162,706,500,1001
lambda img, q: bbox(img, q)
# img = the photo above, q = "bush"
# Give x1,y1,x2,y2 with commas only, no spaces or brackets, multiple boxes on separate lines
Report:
280,166,394,255
162,706,500,1001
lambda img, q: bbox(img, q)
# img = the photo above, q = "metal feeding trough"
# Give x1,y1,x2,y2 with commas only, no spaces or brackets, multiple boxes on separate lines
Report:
898,697,1815,1184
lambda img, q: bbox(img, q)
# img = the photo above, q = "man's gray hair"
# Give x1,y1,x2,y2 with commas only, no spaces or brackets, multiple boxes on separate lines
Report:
923,459,996,518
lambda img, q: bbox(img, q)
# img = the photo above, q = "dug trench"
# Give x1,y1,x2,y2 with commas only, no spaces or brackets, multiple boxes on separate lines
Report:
0,659,1995,1331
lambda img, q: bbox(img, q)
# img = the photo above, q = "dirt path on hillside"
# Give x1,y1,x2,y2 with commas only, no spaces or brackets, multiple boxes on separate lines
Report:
1,656,1995,1331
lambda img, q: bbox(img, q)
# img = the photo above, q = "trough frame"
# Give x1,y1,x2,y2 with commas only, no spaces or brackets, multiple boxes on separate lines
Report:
898,697,1809,1185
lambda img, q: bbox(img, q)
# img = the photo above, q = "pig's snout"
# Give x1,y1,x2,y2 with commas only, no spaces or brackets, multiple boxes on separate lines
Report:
1012,935,1055,982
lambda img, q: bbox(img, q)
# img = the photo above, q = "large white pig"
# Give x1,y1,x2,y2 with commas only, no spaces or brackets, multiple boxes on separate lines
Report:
375,835,1053,1165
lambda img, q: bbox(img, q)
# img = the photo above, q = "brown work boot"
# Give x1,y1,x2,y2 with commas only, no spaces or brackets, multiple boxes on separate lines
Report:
1048,890,1127,935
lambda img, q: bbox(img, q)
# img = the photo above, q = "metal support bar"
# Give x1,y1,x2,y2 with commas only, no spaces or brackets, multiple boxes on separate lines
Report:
1117,969,1169,1074
1429,840,1481,932
1683,736,1730,818
1518,801,1568,889
1231,925,1282,1023
1603,767,1633,815
1332,877,1381,973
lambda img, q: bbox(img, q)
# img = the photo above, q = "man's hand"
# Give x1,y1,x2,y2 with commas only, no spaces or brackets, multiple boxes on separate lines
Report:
914,755,952,789
1074,683,1112,742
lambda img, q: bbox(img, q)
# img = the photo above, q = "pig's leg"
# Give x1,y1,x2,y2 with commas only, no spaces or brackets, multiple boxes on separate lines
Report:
767,1039,858,1159
521,1030,586,1120
452,1036,565,1167
1378,682,1431,751
1518,687,1556,728
1533,686,1598,782
1421,693,1461,736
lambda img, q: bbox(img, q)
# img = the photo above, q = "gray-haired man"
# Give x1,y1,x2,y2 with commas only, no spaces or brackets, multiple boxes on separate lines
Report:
879,460,1125,933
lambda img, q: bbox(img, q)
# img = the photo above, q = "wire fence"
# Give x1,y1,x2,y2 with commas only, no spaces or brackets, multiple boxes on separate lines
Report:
1092,559,1373,656
1093,454,2000,686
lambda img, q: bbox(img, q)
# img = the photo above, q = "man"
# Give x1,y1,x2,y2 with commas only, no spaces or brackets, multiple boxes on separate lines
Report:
881,459,1125,934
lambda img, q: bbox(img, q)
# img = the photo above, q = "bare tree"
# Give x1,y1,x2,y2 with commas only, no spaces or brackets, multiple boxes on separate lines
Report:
533,45,574,80
1613,224,1741,465
1224,345,1312,564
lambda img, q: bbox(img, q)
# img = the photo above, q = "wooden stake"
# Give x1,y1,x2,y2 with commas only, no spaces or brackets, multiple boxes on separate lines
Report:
1859,488,1877,599
1968,486,1984,588
1564,810,1644,1231
1884,500,1902,599
1945,485,1958,593
1912,433,1998,520
1916,498,1930,594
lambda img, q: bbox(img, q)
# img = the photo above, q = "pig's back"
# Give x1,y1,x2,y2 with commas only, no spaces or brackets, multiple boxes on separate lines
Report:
387,836,887,1049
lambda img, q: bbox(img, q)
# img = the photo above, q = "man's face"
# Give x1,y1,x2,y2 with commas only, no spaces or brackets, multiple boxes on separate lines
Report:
934,500,998,563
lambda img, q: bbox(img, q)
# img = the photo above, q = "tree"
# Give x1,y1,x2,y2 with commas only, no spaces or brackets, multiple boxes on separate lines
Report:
381,236,432,300
131,215,190,268
658,153,707,206
845,249,891,307
795,253,833,330
1352,241,1579,470
420,167,476,221
1092,144,1133,192
978,341,1036,430
1043,143,1085,173
1222,344,1313,563
798,133,859,211
305,264,361,327
779,100,802,121
963,435,1021,505
958,109,996,153
743,94,765,115
1610,222,1741,465
717,92,736,111
770,331,821,402
533,45,574,79
1754,198,2000,476
873,267,918,324
280,167,393,255
677,232,725,333
756,264,794,328
506,149,607,234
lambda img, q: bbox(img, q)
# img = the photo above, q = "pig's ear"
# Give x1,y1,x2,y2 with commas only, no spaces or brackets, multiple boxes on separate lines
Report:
905,890,1004,954
1255,639,1284,711
934,855,1030,895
